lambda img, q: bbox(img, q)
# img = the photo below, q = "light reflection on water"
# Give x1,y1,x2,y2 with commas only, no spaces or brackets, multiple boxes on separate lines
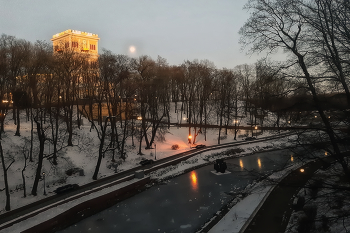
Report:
239,159,244,169
59,149,296,233
190,171,198,191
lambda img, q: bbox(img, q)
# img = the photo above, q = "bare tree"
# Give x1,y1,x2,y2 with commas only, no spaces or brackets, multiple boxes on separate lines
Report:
0,139,15,210
31,111,47,196
240,0,350,177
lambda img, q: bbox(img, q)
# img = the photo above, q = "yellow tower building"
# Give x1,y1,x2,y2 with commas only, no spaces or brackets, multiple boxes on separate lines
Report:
51,29,100,59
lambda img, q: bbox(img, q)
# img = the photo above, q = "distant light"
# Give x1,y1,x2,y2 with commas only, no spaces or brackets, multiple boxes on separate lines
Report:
291,155,294,162
315,116,317,118
137,116,142,120
254,126,258,130
300,168,305,173
129,46,136,53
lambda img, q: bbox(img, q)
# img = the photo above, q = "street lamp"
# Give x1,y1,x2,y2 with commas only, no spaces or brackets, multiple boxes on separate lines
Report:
188,135,192,148
233,119,238,140
42,172,46,196
253,125,258,138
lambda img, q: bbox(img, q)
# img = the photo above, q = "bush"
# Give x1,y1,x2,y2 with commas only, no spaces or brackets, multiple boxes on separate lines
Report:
304,205,317,220
321,215,329,232
297,216,312,233
298,205,317,232
171,144,179,150
310,179,323,199
294,196,305,211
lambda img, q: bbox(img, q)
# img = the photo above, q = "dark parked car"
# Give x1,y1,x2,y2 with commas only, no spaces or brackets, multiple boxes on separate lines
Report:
195,144,206,149
54,184,79,194
139,159,154,166
244,137,256,141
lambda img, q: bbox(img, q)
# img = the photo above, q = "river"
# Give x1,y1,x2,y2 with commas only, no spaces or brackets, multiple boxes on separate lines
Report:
59,149,295,233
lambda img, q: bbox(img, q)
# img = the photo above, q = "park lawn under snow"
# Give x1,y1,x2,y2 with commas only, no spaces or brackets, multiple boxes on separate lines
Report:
0,104,287,213
0,104,299,232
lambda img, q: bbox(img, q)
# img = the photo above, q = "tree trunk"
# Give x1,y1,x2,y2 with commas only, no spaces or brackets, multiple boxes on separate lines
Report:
31,119,45,196
92,118,108,180
15,108,20,136
0,141,11,211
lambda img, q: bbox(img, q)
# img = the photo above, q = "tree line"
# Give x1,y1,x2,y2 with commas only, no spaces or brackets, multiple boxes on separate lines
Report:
240,0,350,231
0,33,297,210
1,0,350,210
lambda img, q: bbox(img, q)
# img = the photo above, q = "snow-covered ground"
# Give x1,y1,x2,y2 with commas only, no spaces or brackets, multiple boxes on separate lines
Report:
0,104,288,212
0,104,299,232
1,131,296,233
285,163,350,233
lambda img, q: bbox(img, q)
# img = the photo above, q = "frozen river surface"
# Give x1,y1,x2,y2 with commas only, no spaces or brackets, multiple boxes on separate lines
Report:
59,149,294,233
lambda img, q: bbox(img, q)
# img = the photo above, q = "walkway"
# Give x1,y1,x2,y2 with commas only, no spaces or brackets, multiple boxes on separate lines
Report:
241,158,326,233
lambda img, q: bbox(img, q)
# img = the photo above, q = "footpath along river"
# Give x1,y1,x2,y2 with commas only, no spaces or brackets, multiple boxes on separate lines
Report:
59,149,295,233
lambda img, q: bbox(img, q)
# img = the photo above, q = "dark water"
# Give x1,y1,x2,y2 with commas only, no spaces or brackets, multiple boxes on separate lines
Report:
59,149,294,233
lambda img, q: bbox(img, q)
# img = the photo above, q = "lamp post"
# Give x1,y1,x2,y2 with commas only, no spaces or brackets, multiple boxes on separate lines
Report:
154,144,156,160
188,135,192,148
42,172,46,196
254,126,258,138
233,120,238,140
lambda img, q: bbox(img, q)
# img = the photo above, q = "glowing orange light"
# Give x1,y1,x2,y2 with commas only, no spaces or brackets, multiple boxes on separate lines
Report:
258,158,261,169
190,171,198,191
254,126,258,130
291,155,294,162
239,159,244,169
325,151,328,156
188,135,192,139
300,168,305,173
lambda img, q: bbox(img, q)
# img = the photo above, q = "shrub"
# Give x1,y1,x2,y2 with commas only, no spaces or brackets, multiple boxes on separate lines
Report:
297,216,311,233
298,205,317,232
171,144,179,150
321,215,329,232
304,205,317,220
294,196,305,211
309,179,323,199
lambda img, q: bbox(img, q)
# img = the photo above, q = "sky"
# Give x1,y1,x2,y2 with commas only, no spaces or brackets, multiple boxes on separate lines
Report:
0,0,265,69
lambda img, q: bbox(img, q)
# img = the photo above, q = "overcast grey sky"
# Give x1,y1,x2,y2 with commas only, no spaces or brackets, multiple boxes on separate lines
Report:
0,0,264,69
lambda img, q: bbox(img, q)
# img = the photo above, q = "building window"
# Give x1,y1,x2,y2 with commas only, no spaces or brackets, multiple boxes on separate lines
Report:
72,41,78,48
90,44,96,50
